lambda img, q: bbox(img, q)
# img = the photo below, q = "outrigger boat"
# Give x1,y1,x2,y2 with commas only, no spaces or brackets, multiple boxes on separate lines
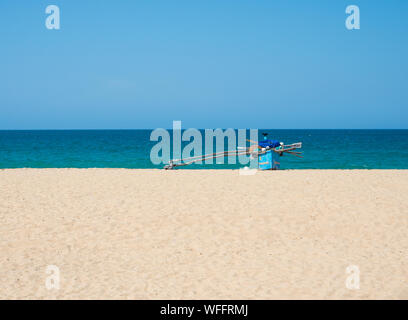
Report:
164,133,302,170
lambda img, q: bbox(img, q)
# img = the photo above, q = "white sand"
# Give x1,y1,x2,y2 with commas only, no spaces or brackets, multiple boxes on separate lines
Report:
0,169,407,299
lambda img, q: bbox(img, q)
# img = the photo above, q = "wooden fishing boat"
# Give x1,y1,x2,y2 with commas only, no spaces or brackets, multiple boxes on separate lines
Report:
164,134,302,170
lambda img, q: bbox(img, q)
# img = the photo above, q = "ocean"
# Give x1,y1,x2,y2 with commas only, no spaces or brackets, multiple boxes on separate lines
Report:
0,130,407,169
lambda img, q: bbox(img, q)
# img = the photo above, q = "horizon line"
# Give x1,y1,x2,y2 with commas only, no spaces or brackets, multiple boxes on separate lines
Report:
0,128,408,131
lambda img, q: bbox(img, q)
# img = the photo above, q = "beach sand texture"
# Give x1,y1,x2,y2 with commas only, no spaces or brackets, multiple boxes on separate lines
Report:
0,169,407,299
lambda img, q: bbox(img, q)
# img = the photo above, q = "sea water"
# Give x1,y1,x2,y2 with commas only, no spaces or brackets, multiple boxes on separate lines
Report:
0,130,407,169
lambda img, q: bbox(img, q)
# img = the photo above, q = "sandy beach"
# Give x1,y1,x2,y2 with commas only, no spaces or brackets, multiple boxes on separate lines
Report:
0,169,407,299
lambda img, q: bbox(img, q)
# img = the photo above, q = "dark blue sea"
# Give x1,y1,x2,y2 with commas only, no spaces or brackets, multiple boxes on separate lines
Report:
0,130,407,169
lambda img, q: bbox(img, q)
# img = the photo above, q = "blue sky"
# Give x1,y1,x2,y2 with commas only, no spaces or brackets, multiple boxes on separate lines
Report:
0,0,407,129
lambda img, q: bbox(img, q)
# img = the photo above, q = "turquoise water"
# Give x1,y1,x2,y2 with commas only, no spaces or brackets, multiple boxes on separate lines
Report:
0,130,407,169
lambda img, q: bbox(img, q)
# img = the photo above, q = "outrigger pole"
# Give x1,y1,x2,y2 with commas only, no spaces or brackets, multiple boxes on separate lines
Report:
164,150,251,170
